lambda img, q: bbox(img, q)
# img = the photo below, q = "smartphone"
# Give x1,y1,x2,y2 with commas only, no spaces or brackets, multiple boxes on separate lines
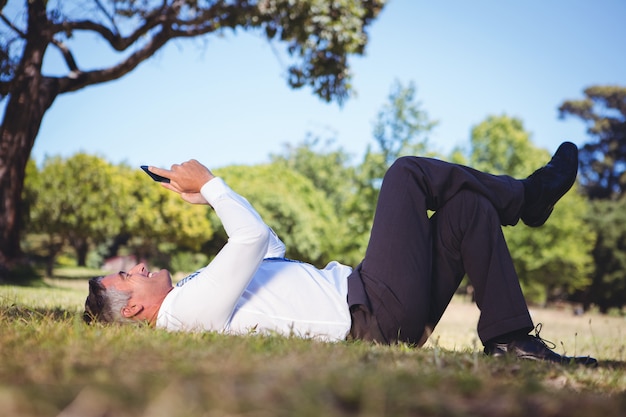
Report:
140,165,170,183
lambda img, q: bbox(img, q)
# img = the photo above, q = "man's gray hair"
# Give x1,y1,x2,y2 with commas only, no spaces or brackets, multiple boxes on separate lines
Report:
83,276,135,324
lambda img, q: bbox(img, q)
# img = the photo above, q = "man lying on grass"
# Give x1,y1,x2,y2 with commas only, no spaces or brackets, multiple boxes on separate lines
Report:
84,142,597,366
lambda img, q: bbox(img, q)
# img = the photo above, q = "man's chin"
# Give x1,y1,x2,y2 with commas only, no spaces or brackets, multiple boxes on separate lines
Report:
153,269,173,284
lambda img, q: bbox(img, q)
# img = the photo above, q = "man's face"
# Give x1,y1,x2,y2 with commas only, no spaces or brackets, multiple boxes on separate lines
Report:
100,263,173,309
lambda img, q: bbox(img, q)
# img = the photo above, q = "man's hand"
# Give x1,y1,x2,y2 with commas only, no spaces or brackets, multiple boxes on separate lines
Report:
148,160,215,205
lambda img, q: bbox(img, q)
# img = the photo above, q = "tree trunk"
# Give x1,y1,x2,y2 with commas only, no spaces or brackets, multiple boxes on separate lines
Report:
44,236,63,278
0,0,58,280
74,238,89,267
45,254,55,278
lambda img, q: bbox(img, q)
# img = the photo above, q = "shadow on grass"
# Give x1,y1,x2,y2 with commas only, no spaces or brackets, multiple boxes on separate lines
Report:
1,259,105,286
0,264,43,286
0,303,76,322
598,359,626,370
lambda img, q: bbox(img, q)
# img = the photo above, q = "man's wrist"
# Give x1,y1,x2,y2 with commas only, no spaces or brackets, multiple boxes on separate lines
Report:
200,177,227,206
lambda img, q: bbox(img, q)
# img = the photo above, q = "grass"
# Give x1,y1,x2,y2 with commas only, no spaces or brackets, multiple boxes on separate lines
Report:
1,273,625,417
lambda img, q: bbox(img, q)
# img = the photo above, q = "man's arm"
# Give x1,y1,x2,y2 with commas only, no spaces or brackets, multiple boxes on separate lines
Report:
148,160,271,330
150,160,286,257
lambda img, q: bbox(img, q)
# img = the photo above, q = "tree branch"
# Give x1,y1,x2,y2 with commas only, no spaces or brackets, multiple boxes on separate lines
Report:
50,38,80,76
0,12,26,38
52,2,259,93
57,25,176,93
54,1,252,52
93,0,120,35
55,13,166,52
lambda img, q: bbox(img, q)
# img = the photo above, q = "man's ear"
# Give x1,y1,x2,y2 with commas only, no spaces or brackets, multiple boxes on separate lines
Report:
121,304,143,319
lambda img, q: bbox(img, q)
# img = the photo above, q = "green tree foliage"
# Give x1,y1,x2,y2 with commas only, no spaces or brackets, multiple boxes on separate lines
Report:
270,135,356,216
270,136,365,265
359,80,437,213
0,0,386,278
344,149,384,258
370,79,438,174
343,80,438,257
269,81,439,266
215,163,343,267
111,164,214,272
24,154,123,274
270,137,375,265
559,85,626,200
580,201,626,312
579,199,626,313
469,115,594,304
560,85,626,311
23,156,214,275
469,115,546,177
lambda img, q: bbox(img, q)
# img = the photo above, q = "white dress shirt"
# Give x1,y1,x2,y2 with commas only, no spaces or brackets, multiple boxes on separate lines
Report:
156,177,352,341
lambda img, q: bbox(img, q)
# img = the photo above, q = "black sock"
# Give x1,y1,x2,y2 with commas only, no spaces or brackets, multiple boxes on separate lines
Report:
487,329,530,345
521,178,540,205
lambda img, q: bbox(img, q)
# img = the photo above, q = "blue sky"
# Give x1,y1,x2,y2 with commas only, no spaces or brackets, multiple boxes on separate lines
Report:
18,0,626,170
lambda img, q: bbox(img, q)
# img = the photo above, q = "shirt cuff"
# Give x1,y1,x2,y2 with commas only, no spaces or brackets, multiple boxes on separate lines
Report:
200,177,231,206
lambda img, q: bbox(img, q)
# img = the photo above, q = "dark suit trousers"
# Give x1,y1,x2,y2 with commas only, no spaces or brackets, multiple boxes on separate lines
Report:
347,156,534,346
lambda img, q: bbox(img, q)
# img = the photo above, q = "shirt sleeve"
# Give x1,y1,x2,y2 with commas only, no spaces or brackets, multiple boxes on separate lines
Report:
205,177,285,258
207,180,285,258
265,227,286,258
159,177,271,330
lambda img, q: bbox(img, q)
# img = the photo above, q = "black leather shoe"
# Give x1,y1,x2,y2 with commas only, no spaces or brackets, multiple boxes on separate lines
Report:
484,326,598,367
521,142,578,227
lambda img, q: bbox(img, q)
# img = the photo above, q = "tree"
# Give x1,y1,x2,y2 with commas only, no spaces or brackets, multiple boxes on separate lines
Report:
269,81,439,265
559,85,626,200
215,163,342,267
23,157,215,274
578,199,626,313
560,85,626,311
270,135,366,265
469,115,545,177
0,0,385,279
361,79,438,205
270,134,356,216
24,153,123,275
342,80,438,257
371,79,438,170
117,165,214,272
468,115,594,304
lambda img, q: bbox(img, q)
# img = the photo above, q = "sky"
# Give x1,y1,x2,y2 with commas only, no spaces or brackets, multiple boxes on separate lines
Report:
10,0,626,170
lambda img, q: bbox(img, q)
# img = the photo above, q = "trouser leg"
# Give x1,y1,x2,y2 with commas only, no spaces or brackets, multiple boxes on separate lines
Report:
428,190,534,344
347,156,531,345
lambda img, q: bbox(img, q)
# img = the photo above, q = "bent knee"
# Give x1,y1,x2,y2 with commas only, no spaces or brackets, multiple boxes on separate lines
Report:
385,156,419,178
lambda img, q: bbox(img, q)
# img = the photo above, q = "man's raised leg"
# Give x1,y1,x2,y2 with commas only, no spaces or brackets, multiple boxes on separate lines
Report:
347,155,525,344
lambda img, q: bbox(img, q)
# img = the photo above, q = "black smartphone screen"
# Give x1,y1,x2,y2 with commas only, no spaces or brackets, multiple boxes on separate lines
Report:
140,165,170,183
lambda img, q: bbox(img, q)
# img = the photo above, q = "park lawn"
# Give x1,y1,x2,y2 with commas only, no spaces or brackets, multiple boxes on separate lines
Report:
0,276,625,417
